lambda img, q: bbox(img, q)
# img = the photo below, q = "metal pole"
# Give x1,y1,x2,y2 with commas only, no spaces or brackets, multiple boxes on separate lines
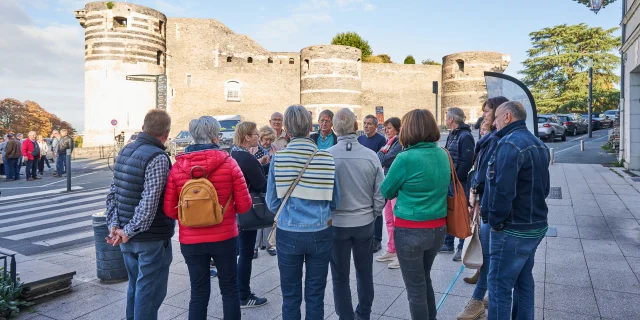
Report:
435,93,439,126
588,66,593,138
66,148,71,192
550,148,555,164
580,140,584,152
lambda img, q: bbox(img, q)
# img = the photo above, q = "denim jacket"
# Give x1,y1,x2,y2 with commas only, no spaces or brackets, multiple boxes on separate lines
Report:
266,138,340,232
485,120,550,231
476,131,500,222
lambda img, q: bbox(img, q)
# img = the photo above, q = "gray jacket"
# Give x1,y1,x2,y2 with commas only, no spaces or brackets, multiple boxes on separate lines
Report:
327,134,385,228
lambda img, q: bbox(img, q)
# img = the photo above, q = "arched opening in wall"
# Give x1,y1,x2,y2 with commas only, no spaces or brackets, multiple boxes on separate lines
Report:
268,57,273,64
158,21,164,35
456,59,465,73
227,56,233,63
289,58,295,64
247,57,253,63
157,51,162,65
113,16,127,28
304,59,309,74
225,81,241,102
186,74,192,87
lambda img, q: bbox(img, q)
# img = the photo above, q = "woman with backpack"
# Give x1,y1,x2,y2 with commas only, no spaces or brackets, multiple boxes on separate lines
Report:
163,116,252,320
230,121,269,309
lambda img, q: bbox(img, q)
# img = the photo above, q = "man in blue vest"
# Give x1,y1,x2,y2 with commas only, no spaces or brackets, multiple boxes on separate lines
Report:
105,109,174,320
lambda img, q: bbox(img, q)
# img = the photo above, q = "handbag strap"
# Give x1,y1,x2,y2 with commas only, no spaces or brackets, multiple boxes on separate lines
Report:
272,149,319,224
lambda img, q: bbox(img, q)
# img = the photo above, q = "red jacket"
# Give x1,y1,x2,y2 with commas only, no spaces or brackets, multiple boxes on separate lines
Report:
164,149,252,244
21,139,39,161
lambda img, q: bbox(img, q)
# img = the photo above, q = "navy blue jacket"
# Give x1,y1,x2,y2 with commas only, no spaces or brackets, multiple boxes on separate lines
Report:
475,131,500,222
485,120,550,231
445,124,475,183
358,132,386,153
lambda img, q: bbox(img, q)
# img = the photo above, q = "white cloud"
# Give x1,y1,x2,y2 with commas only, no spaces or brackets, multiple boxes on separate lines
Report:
335,0,376,11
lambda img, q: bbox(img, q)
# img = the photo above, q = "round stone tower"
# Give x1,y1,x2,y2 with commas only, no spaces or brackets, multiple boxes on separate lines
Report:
300,45,362,120
74,2,167,147
441,52,511,124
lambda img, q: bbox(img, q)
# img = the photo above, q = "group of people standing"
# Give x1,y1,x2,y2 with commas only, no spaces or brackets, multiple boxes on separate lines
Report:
105,97,550,320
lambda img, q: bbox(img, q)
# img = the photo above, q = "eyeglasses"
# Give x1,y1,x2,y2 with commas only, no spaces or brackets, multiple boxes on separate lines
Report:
270,119,283,122
319,119,332,124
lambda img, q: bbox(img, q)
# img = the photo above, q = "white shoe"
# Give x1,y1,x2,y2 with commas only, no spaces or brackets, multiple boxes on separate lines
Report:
388,258,400,269
376,251,396,262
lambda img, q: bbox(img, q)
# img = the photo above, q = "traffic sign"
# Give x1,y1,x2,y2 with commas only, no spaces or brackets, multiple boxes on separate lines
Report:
111,119,118,126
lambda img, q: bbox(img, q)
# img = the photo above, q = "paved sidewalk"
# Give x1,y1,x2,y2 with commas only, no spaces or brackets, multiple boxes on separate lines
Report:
12,164,640,320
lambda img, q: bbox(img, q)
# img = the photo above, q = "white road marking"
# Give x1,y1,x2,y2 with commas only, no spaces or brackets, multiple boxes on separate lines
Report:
0,195,107,217
0,188,109,210
0,210,99,233
553,136,608,155
0,203,104,224
5,221,93,240
33,231,95,246
0,187,83,201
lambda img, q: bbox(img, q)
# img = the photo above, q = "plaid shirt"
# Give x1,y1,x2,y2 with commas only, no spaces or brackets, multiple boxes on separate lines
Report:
105,154,171,238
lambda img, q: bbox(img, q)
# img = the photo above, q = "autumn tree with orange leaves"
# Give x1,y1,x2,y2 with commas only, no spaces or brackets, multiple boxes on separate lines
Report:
0,98,76,137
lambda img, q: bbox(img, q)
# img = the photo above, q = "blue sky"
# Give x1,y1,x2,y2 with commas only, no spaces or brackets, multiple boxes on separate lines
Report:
0,0,623,131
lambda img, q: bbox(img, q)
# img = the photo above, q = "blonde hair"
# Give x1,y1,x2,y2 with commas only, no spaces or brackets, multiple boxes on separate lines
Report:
258,125,276,142
37,135,43,141
233,121,257,146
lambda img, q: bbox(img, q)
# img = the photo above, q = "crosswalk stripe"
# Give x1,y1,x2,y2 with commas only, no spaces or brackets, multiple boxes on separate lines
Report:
0,188,109,210
33,231,95,246
4,220,93,240
0,203,104,224
0,210,100,233
0,195,107,217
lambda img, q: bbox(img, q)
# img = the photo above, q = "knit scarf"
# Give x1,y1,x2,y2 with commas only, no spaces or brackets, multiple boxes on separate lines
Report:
272,138,335,201
380,136,397,154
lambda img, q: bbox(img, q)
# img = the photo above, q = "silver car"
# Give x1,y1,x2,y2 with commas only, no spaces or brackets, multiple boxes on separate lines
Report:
168,130,192,155
537,115,567,141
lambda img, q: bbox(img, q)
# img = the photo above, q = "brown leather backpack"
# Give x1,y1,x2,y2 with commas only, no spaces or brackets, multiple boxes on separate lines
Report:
178,166,232,228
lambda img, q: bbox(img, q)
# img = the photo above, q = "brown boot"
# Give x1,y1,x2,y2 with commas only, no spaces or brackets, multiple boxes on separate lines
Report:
457,298,485,320
463,270,480,284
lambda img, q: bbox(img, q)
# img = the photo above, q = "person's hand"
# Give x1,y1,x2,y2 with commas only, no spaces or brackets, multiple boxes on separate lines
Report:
115,229,130,244
259,155,270,164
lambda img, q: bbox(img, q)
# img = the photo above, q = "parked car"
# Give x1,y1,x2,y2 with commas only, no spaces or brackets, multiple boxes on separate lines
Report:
557,114,587,136
603,109,619,121
168,130,192,156
581,114,601,131
596,114,614,128
537,115,567,141
126,131,141,144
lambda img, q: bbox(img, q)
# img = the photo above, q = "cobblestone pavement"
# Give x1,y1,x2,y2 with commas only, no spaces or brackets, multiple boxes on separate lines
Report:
12,164,640,320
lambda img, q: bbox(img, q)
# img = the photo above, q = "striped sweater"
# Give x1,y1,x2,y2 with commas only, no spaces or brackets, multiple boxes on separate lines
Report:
273,138,335,201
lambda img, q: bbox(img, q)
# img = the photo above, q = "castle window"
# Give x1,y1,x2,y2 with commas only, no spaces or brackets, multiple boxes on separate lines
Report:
114,16,127,28
186,74,192,87
304,59,309,74
289,58,295,64
158,20,164,35
248,57,253,63
456,59,465,73
268,57,273,64
227,56,233,63
157,51,162,65
225,81,241,102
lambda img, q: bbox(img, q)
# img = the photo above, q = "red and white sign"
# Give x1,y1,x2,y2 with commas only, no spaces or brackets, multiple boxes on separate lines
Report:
111,119,118,126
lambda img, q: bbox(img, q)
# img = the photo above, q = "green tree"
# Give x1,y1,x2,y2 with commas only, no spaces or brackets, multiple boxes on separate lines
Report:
519,23,621,114
331,32,372,58
404,55,416,64
421,58,441,66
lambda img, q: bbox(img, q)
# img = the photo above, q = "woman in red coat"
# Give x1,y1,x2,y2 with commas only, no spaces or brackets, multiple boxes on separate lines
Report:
164,116,252,320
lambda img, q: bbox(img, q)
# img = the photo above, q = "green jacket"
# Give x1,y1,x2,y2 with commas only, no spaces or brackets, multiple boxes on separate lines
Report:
381,142,451,222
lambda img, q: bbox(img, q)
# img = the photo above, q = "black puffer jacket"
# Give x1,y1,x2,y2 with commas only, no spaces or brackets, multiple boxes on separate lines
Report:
445,123,475,183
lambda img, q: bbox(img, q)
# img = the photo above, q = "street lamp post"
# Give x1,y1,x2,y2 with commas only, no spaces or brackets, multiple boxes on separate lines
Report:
587,59,594,138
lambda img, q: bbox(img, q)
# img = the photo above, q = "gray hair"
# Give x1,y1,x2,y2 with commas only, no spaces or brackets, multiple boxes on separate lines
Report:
284,105,312,138
334,108,357,136
319,109,334,121
270,112,283,120
189,116,221,144
498,101,527,121
143,109,171,136
447,107,466,124
364,114,378,126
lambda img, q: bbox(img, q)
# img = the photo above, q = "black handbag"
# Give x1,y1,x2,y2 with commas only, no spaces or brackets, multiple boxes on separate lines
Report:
237,191,276,231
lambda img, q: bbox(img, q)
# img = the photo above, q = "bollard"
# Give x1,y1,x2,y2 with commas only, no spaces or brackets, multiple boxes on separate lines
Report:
550,148,555,164
66,149,71,192
580,140,584,152
92,212,128,282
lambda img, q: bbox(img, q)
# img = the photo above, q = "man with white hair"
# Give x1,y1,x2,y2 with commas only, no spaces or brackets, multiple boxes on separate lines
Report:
441,107,475,261
327,108,385,320
270,112,289,150
21,131,41,181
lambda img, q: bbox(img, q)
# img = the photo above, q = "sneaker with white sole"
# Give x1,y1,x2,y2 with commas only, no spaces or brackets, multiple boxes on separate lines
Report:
376,251,396,262
456,298,485,320
388,258,400,269
240,293,268,308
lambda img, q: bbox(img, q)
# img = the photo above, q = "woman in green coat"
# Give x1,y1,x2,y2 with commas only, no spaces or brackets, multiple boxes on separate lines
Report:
380,109,451,320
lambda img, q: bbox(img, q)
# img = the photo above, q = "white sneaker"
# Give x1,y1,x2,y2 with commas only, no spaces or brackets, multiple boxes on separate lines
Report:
376,251,396,262
388,258,400,269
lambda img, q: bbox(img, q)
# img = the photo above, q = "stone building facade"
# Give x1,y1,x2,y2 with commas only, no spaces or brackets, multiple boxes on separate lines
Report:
621,0,640,170
75,1,509,147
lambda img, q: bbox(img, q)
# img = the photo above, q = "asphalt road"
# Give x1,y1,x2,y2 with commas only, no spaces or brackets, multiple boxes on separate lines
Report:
541,128,616,164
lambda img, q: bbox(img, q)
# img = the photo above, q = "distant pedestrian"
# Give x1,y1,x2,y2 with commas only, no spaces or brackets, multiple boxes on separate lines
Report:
53,129,73,177
37,135,51,175
105,110,175,320
21,131,41,181
16,133,24,171
441,107,475,261
328,109,385,320
486,102,550,320
310,109,338,150
3,134,21,181
266,105,340,320
375,117,402,269
270,112,290,150
163,115,252,320
0,136,6,178
380,109,450,320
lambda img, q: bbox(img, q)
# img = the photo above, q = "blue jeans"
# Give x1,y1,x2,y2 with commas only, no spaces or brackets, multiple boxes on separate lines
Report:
277,227,333,320
5,158,19,180
56,154,65,175
444,234,464,251
488,230,543,320
181,238,240,320
394,226,446,320
237,229,257,299
120,239,173,320
331,222,374,320
472,220,491,301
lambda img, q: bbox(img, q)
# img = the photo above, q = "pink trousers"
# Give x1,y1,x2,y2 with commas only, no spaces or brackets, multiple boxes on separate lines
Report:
384,198,397,253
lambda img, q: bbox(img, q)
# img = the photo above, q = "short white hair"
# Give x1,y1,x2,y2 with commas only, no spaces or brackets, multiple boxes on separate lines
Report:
189,116,221,144
333,108,357,136
447,107,466,124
